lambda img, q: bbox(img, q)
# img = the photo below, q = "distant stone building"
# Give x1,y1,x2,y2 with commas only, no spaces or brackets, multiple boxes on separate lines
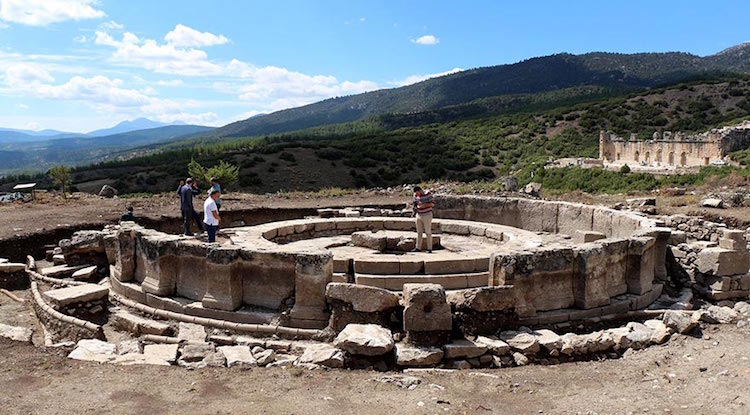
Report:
599,121,750,168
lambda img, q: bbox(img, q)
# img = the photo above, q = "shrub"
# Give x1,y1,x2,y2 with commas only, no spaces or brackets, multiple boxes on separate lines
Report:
620,164,631,174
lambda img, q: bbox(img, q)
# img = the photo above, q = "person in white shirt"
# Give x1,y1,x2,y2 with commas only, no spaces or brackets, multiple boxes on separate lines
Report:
203,189,221,243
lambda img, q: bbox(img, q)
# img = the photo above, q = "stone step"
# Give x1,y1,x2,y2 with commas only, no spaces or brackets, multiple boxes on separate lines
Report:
355,271,489,291
42,283,109,308
111,310,171,336
353,256,489,276
40,264,86,278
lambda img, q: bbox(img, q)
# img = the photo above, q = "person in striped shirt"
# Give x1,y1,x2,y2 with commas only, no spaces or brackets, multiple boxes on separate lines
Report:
413,186,434,253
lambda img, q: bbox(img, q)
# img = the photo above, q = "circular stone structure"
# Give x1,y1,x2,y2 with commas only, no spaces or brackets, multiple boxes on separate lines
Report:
103,195,672,331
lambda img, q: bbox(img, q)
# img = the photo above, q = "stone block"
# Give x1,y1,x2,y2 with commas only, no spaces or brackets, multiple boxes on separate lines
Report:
697,247,750,276
239,252,296,310
351,232,387,251
395,344,444,367
403,283,452,332
325,282,400,313
667,231,687,246
297,344,344,368
111,311,170,336
333,324,394,356
0,323,33,343
719,238,743,251
722,229,746,246
42,284,108,308
354,259,400,275
423,258,476,274
442,338,487,359
289,254,333,328
626,237,655,295
574,231,606,244
143,344,178,364
71,265,98,280
399,260,424,274
441,222,469,235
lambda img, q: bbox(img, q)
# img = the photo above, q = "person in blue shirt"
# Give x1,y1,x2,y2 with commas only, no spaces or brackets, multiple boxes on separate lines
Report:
178,178,204,236
209,177,222,211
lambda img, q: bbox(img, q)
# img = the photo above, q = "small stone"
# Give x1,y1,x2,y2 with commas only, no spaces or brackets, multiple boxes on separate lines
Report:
117,340,141,355
534,329,562,352
254,349,276,366
218,345,257,368
707,305,740,324
449,360,472,370
663,310,698,334
179,343,214,363
512,352,529,366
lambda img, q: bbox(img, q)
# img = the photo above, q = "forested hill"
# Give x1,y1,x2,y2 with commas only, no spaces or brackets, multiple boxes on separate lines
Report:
200,43,750,139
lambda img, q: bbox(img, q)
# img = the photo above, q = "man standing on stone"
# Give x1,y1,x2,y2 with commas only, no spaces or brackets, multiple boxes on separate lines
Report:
413,186,434,253
203,189,221,243
179,178,204,236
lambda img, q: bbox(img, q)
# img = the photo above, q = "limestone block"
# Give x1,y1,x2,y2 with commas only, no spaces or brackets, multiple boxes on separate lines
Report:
556,203,594,236
395,344,444,367
0,263,25,273
474,336,510,355
111,311,170,336
635,227,671,282
254,349,276,366
71,265,98,280
0,323,33,343
574,240,629,309
667,231,687,246
442,338,487,359
574,230,606,244
68,339,117,363
333,324,394,356
143,344,178,364
722,229,746,246
719,238,743,251
297,344,344,368
697,247,750,276
402,283,452,332
351,231,388,251
516,198,558,233
289,254,333,327
325,282,399,313
626,237,655,295
177,322,206,343
440,222,469,235
534,329,562,352
202,246,243,311
239,251,295,310
354,259,400,275
446,286,515,312
662,310,697,334
42,284,108,308
498,331,540,355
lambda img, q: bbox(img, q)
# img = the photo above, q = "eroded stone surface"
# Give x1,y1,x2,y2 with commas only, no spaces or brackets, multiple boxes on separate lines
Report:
333,324,394,356
43,284,108,308
298,344,344,368
394,344,444,367
0,323,32,343
326,283,399,313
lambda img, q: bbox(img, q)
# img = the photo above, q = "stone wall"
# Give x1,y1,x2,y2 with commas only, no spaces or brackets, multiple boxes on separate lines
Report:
598,121,750,167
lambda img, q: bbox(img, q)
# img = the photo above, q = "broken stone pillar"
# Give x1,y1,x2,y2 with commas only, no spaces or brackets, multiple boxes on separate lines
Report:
626,236,655,295
202,246,243,311
138,232,182,297
114,226,137,282
573,241,628,309
403,283,452,346
635,227,671,283
288,253,333,329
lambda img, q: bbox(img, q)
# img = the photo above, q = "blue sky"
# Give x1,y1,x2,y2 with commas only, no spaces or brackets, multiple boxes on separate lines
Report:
1,0,750,132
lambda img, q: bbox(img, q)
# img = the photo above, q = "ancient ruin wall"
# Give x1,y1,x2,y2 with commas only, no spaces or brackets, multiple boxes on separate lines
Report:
598,121,750,167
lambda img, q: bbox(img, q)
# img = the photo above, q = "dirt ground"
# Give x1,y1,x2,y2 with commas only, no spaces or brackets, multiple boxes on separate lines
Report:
0,314,747,414
1,188,749,414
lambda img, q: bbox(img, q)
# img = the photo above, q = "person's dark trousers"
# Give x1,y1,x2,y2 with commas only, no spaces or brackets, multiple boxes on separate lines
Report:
205,224,218,243
191,209,204,232
182,209,192,235
182,209,204,235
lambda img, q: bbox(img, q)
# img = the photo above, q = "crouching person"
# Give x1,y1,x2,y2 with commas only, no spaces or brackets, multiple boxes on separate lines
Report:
203,189,221,243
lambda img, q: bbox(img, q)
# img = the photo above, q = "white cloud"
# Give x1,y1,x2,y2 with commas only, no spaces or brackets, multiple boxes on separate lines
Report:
95,30,224,76
391,68,463,87
359,17,366,22
156,79,184,86
98,20,122,30
17,103,28,109
74,34,87,43
0,0,105,26
164,24,229,47
412,35,440,45
3,63,214,124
